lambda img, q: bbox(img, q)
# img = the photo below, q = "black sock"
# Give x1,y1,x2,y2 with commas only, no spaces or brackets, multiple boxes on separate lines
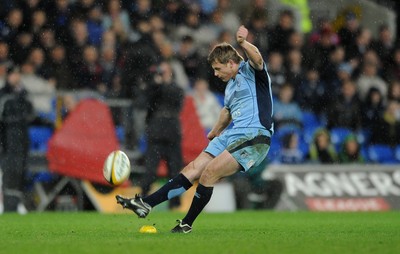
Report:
143,173,192,207
182,184,213,226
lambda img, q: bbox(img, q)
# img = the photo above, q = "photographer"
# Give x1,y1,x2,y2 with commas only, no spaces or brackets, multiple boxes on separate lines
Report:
140,61,185,209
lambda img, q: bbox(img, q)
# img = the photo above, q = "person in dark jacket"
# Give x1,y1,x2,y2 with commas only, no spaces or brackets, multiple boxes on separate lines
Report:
140,61,184,209
0,66,34,213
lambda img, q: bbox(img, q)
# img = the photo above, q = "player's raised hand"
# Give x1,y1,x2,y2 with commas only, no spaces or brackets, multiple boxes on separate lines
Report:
236,25,248,44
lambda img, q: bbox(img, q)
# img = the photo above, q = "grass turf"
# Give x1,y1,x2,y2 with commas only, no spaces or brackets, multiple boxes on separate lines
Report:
0,211,399,254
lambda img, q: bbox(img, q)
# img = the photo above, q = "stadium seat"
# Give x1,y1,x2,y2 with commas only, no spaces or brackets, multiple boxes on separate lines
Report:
303,125,319,144
360,145,369,163
356,128,372,146
367,144,397,164
302,111,320,130
115,126,125,144
330,127,353,151
395,145,400,162
301,112,324,145
267,135,281,162
29,126,53,152
215,93,225,106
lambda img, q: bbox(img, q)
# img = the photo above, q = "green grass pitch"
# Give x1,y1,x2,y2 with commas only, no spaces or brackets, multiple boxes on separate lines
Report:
1,211,399,254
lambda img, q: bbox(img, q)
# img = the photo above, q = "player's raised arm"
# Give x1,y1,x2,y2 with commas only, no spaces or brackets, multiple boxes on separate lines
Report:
236,25,264,70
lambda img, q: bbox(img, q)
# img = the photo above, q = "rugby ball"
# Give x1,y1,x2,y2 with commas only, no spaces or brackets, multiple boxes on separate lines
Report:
103,150,131,185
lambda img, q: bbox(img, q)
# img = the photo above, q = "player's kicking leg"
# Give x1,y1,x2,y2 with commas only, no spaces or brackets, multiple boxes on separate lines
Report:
171,150,241,233
116,152,213,218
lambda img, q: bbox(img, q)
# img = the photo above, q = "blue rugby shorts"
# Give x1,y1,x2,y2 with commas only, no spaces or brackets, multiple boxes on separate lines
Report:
204,128,271,171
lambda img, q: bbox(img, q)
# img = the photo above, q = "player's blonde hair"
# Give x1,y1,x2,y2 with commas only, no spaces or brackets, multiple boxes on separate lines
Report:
207,42,243,65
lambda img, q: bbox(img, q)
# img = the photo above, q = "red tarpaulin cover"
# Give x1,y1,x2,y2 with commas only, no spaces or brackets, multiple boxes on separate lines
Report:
47,96,209,183
47,99,119,184
180,96,209,163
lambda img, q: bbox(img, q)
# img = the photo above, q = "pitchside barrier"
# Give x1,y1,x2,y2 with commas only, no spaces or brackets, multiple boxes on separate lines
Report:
262,164,400,211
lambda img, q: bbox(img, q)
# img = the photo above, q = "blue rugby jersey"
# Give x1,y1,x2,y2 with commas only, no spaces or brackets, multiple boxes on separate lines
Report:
224,60,274,134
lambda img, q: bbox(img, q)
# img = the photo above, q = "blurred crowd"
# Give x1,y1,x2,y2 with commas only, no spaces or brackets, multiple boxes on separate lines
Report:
0,0,400,165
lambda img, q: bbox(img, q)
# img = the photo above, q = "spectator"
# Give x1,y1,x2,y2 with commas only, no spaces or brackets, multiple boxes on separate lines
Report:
267,51,286,97
320,45,345,86
148,14,166,34
0,40,14,70
77,45,104,91
197,0,218,16
305,26,335,72
332,62,353,87
157,39,190,92
285,49,305,87
102,0,131,43
174,9,213,49
309,17,339,46
0,8,24,44
268,9,295,55
0,0,18,20
239,0,268,26
9,30,32,65
37,27,57,58
46,44,74,90
30,9,47,44
127,0,154,28
191,78,221,132
100,47,119,89
86,5,104,47
119,18,158,150
370,100,400,147
361,87,385,142
388,80,400,103
296,68,328,117
338,12,361,54
197,10,229,52
66,18,90,78
0,66,34,213
370,24,394,67
277,132,305,164
287,31,305,58
215,0,240,36
71,0,96,19
20,62,55,116
273,83,303,131
345,27,372,64
246,8,269,59
338,134,364,163
45,0,72,45
158,0,187,27
356,57,388,102
327,80,362,131
308,128,338,164
384,47,400,83
26,47,51,80
101,29,118,52
20,0,45,26
176,35,206,84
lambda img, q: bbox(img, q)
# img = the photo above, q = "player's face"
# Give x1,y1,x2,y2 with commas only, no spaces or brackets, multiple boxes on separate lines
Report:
211,60,235,82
